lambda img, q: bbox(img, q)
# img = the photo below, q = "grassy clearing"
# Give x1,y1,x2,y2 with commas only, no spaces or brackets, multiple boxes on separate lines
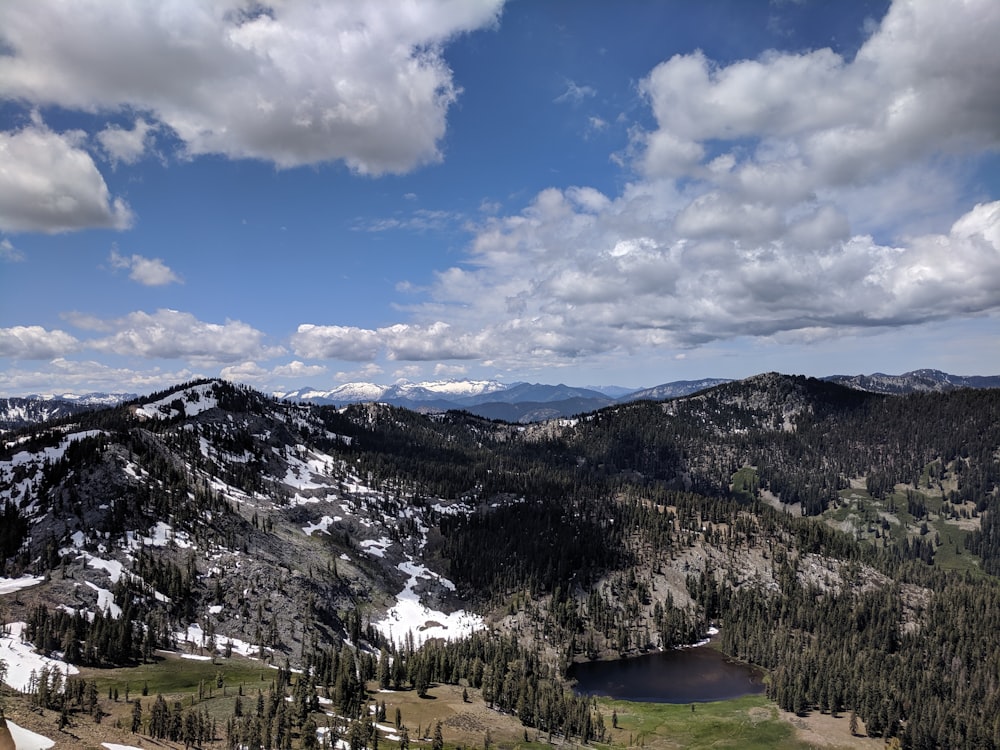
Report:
86,651,275,696
597,694,804,750
731,468,758,502
829,483,984,574
78,650,279,729
31,652,867,750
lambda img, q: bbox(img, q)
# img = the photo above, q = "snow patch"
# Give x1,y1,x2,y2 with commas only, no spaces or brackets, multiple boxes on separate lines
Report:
0,622,79,692
133,383,219,420
373,562,485,647
85,582,122,618
0,575,44,595
7,720,55,749
360,538,391,558
303,516,338,536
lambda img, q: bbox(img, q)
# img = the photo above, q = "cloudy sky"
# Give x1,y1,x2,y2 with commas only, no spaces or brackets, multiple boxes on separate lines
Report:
1,0,999,397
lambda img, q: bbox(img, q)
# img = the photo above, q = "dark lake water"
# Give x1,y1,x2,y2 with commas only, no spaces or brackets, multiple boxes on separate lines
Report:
568,646,765,703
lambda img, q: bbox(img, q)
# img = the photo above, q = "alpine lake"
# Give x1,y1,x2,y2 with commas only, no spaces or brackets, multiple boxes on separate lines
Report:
568,644,765,703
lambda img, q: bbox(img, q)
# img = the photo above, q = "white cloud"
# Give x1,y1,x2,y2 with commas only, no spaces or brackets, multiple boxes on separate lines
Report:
274,360,327,379
0,358,197,396
219,361,269,384
292,324,381,361
587,116,609,133
337,363,385,382
97,118,154,165
382,322,487,361
554,81,596,105
637,0,1000,188
109,249,182,286
331,0,999,370
83,309,281,363
0,238,24,262
0,1,504,174
220,360,325,386
0,124,133,233
354,208,466,234
392,365,423,380
433,363,468,377
388,187,1000,364
0,326,79,359
291,321,488,362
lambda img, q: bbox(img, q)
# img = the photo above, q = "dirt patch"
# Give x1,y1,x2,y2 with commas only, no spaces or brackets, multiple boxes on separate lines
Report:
443,711,489,733
377,683,530,747
781,709,883,749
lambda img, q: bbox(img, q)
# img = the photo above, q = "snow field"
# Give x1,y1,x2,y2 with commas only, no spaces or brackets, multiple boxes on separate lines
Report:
0,622,79,692
373,561,484,647
6,720,55,749
0,575,44,595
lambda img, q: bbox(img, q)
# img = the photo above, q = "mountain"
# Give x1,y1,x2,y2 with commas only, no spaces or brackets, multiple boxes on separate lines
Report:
5,370,1000,433
0,391,136,432
824,368,1000,394
3,375,1000,748
277,380,613,422
622,377,732,401
276,379,508,405
269,370,993,424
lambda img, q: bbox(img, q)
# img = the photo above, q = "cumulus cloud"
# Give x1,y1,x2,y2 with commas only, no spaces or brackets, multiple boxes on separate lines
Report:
333,0,999,369
109,249,182,286
0,326,80,359
291,321,489,362
0,0,503,174
97,118,154,165
274,360,327,379
637,0,1000,188
220,360,325,386
292,324,381,361
81,309,282,363
0,124,133,233
0,358,197,397
434,363,468,377
386,188,1000,365
338,363,385,382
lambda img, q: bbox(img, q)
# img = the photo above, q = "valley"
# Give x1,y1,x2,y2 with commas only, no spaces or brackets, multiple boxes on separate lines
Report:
1,374,999,749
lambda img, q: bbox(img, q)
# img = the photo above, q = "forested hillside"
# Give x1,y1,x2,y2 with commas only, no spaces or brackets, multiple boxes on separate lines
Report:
1,375,999,748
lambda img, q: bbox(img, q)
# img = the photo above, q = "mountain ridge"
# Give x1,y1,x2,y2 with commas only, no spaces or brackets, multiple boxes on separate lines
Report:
3,374,1000,748
4,369,999,431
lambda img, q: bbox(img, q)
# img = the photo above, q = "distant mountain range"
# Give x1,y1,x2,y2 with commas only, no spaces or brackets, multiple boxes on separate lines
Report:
275,369,1000,423
275,379,697,423
0,391,137,432
2,370,998,431
822,368,1000,394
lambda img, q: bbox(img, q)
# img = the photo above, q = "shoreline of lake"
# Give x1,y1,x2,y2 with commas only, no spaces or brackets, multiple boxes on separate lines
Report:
567,639,765,704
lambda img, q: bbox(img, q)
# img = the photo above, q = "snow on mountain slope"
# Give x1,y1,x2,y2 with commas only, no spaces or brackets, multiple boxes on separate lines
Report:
132,381,220,420
390,379,507,399
277,379,507,404
0,622,79,692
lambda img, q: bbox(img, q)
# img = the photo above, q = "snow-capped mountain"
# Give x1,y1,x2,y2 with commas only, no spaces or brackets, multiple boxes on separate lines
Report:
272,370,1000,424
0,392,136,432
44,391,137,406
277,379,508,405
0,378,486,663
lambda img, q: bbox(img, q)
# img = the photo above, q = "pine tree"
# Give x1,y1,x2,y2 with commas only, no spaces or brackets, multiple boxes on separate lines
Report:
131,699,143,733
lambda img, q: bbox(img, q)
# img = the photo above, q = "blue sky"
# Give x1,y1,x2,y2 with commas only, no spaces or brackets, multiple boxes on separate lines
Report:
1,0,999,397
